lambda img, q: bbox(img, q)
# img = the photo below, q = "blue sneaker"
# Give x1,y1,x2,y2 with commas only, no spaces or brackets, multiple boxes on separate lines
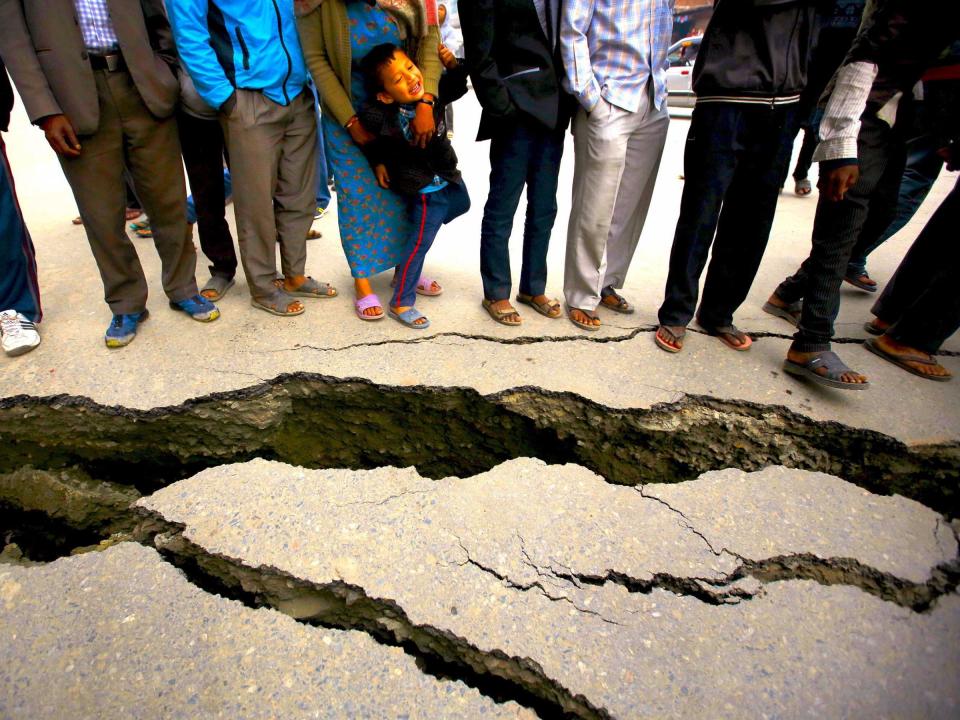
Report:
169,294,221,322
104,310,149,349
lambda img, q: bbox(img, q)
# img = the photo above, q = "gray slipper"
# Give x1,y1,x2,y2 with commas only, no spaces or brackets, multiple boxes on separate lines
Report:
250,290,304,317
783,350,869,390
762,299,802,326
283,276,337,299
200,275,234,302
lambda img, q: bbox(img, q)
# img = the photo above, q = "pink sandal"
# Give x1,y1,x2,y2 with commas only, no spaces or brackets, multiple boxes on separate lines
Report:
391,276,443,296
355,293,385,321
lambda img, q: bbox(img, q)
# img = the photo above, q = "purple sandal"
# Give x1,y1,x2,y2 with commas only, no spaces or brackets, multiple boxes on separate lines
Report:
355,293,385,321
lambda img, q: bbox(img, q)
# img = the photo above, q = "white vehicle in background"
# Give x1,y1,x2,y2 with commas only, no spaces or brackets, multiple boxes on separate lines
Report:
666,36,701,108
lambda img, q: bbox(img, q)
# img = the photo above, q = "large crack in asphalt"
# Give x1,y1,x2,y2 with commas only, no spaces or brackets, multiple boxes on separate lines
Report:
122,503,956,719
133,518,606,720
2,373,958,716
1,373,957,517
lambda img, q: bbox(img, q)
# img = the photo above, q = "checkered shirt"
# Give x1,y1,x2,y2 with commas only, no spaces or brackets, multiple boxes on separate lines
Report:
561,0,674,113
74,0,120,54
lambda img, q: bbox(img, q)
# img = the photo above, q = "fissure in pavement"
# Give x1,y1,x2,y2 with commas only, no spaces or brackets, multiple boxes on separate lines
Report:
1,373,957,515
2,374,958,718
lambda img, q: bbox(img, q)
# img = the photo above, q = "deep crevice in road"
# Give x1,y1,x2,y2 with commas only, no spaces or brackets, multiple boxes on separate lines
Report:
1,373,957,517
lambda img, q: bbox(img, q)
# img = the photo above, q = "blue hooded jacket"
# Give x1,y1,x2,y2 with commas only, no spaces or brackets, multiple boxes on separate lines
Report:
167,0,308,110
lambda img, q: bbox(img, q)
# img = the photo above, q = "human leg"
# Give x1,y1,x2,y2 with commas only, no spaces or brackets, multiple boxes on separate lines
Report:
60,72,148,316
479,124,531,321
0,138,41,324
309,82,331,213
221,90,299,310
602,97,669,300
657,103,740,330
697,104,797,333
788,115,898,353
873,176,960,355
391,190,450,322
563,99,633,319
518,126,564,300
846,130,941,280
177,110,237,285
273,91,318,286
114,71,198,306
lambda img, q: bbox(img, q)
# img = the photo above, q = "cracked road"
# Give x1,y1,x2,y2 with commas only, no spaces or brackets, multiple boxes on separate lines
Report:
1,86,959,719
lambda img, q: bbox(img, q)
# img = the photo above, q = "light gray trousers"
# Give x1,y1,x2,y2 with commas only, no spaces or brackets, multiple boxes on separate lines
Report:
564,88,669,311
220,89,317,300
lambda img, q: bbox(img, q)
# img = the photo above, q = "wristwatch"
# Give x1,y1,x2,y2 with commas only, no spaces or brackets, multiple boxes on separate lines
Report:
416,98,435,107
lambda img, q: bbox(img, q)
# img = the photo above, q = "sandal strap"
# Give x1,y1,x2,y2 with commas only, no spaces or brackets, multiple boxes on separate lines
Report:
355,293,382,311
806,351,854,379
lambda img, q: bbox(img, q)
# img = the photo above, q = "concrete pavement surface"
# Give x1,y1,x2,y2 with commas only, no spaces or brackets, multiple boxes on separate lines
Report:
0,542,534,720
135,458,960,719
1,85,959,720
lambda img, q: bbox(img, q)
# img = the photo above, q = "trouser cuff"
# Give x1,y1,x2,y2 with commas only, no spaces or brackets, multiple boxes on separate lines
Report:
790,337,831,353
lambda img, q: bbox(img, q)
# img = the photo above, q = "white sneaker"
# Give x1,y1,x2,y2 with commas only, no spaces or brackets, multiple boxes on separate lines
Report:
0,310,41,357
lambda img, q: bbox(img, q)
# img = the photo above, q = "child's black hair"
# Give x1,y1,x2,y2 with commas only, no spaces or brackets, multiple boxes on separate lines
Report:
360,42,402,98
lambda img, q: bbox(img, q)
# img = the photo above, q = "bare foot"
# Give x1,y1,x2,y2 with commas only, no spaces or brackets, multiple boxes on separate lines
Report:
872,334,952,380
787,348,868,384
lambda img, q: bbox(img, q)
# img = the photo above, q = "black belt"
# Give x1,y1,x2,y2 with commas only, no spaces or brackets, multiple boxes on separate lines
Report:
89,52,125,72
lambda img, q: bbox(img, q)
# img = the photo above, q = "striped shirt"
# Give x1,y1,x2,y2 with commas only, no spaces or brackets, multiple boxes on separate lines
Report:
561,0,674,113
813,61,879,163
74,0,120,54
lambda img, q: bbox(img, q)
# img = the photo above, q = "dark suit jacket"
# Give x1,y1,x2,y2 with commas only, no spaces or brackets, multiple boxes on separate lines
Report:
460,0,570,140
0,0,178,136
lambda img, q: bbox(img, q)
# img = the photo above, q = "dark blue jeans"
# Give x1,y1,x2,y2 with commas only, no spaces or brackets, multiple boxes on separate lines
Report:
480,120,564,300
392,181,470,308
0,139,41,322
659,102,797,328
309,82,332,211
846,116,943,277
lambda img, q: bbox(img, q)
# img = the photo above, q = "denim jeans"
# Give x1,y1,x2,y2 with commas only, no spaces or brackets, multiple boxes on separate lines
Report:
0,139,41,322
846,125,943,277
309,82,332,211
658,101,797,328
392,181,470,308
479,119,564,301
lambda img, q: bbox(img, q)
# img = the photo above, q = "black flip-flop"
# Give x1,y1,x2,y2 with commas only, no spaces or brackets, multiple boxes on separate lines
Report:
762,299,802,326
864,338,952,382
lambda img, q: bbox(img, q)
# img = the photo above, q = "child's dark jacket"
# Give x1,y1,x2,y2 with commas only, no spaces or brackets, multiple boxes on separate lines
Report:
358,66,468,196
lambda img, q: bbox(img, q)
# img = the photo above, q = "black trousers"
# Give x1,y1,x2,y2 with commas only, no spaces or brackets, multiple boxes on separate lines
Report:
658,102,797,328
177,111,237,280
872,175,960,353
775,113,908,352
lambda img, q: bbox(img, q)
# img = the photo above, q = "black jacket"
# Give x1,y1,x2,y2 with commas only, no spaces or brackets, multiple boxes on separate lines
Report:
692,0,830,103
460,0,572,140
0,59,13,132
844,0,960,113
358,67,466,196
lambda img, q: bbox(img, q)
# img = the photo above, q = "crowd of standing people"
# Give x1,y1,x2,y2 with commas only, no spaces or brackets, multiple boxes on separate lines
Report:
0,0,957,390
